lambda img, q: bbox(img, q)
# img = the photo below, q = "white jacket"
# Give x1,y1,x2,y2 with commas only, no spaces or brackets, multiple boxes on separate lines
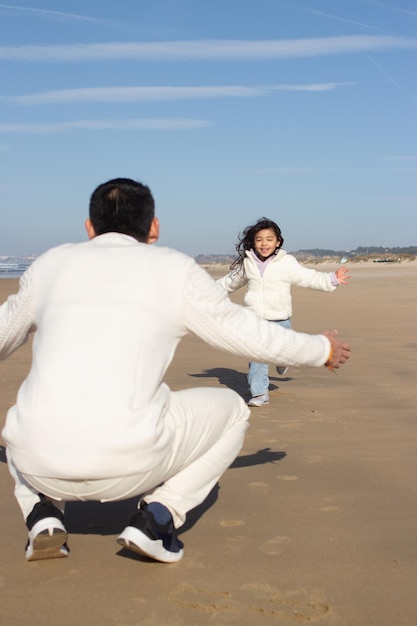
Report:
217,249,337,320
0,234,331,479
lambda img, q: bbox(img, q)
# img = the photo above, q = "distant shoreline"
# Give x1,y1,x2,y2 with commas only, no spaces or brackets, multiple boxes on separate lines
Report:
2,256,416,280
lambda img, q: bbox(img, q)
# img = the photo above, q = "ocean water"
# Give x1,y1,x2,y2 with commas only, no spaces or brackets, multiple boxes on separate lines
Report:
0,263,31,278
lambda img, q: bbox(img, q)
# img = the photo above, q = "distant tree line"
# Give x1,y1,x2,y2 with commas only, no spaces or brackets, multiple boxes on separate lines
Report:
296,246,417,258
195,246,417,265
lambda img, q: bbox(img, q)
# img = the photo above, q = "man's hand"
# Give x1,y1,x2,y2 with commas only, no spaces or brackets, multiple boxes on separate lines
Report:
322,330,351,370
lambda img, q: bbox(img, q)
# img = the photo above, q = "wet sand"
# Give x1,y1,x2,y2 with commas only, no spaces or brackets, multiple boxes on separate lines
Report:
0,261,416,626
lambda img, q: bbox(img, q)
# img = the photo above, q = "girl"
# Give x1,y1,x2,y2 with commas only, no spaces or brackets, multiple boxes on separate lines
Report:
217,217,350,406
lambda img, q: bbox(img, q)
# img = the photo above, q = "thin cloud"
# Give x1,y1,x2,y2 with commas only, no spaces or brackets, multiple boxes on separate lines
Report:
271,82,354,92
360,0,417,19
0,35,416,62
0,3,116,25
278,2,417,104
365,53,417,102
6,86,261,105
4,83,353,105
0,118,212,134
281,1,393,34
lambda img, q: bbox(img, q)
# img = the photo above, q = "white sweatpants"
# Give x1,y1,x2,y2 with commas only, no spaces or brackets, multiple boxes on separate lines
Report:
7,387,250,528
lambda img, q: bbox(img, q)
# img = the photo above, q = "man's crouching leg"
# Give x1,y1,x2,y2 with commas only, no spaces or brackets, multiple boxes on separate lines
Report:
118,388,250,563
6,449,68,561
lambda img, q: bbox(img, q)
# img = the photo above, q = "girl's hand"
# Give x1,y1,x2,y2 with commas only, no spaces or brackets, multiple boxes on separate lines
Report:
335,266,350,284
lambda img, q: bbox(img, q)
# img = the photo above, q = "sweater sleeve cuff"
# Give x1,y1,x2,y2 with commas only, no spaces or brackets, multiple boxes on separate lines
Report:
330,272,339,287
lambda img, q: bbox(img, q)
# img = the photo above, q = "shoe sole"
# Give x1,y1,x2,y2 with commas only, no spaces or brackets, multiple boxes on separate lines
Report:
26,529,68,561
117,526,184,563
248,400,269,407
26,517,69,561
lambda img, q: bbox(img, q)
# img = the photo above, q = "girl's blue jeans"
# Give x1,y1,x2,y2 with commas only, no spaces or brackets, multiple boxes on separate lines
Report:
247,318,292,397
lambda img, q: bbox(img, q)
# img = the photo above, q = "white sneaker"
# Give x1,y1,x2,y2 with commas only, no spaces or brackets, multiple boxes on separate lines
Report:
117,502,184,563
276,366,289,376
26,518,69,561
248,394,269,407
25,497,69,561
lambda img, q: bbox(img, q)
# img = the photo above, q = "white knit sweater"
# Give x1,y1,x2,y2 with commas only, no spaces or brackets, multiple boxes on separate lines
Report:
217,249,337,320
0,234,330,479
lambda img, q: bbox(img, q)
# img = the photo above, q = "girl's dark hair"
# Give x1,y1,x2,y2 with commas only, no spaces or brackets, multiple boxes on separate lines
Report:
230,217,284,270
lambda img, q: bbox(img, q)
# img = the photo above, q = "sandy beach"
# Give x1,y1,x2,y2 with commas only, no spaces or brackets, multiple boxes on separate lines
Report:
0,261,416,626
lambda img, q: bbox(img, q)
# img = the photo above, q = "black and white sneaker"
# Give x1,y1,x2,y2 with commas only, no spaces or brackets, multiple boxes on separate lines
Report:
25,496,69,561
117,501,184,563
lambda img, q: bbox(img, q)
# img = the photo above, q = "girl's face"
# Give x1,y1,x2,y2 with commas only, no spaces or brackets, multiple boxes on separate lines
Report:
253,228,279,260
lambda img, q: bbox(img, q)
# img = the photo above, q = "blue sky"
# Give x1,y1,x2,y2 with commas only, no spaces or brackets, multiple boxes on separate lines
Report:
0,0,416,257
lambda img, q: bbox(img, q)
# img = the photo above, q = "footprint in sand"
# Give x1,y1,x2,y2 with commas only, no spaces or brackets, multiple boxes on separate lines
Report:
259,535,290,556
303,455,323,464
319,497,339,513
248,481,271,495
219,519,245,527
168,583,331,621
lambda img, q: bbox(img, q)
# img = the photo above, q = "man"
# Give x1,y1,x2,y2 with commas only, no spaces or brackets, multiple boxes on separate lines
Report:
0,178,350,563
